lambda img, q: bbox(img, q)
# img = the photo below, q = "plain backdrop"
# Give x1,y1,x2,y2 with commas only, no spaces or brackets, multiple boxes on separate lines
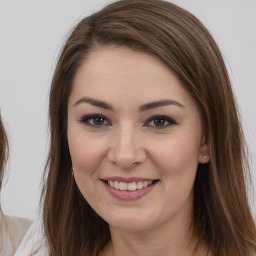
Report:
0,0,255,221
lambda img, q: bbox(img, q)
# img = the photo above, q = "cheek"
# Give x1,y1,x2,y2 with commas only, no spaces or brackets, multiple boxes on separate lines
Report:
67,129,110,205
149,135,200,178
67,128,108,175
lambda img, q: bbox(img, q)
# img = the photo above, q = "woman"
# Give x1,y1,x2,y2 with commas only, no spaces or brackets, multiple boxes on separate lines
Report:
16,0,256,255
0,115,32,255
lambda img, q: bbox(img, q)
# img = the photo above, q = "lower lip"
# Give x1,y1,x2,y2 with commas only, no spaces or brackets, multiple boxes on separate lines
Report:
102,181,157,200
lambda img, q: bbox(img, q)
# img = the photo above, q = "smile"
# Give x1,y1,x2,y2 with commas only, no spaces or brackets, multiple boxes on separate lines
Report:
100,177,160,201
101,177,159,200
107,180,153,191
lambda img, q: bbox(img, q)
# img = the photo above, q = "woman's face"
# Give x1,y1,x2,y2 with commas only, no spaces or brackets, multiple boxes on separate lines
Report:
67,47,208,232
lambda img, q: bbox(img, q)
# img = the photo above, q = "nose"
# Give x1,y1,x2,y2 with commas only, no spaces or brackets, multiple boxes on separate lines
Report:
107,124,146,169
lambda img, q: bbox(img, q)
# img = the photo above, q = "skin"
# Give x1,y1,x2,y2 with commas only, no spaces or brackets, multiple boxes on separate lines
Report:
67,47,209,256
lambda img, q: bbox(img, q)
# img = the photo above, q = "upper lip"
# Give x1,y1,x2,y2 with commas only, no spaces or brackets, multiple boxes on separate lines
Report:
101,177,157,182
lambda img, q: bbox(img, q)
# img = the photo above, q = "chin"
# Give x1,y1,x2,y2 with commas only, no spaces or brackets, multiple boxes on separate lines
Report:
109,220,152,232
103,210,159,232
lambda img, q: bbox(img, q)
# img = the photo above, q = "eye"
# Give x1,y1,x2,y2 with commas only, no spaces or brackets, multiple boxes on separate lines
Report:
80,114,110,127
146,115,176,128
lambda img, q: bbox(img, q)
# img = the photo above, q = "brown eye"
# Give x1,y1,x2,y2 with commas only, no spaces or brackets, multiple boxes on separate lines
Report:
92,116,105,125
146,115,176,128
153,118,166,127
80,114,110,127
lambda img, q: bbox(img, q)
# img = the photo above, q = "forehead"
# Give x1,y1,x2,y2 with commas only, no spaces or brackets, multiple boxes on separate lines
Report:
69,46,195,109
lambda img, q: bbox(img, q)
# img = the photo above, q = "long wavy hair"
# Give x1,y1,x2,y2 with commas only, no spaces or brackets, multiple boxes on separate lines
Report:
43,0,256,255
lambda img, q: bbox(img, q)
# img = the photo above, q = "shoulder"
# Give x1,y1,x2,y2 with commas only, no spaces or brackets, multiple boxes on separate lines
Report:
0,213,32,256
5,214,32,232
14,220,49,256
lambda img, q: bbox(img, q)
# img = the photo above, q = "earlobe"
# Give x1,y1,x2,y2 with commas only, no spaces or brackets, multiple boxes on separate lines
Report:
198,143,210,164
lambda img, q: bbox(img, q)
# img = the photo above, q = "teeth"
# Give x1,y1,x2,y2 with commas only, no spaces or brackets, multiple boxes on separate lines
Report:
119,182,128,191
137,181,144,189
127,182,136,191
114,181,119,190
107,180,154,191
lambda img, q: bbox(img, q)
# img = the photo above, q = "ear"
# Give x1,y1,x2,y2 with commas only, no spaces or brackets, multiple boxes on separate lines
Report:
198,142,210,164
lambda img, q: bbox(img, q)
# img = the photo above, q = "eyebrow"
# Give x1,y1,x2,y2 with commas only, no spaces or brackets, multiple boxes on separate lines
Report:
74,97,184,111
139,99,184,111
74,97,113,110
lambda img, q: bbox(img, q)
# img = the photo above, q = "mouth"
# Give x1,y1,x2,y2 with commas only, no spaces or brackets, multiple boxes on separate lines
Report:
101,179,159,191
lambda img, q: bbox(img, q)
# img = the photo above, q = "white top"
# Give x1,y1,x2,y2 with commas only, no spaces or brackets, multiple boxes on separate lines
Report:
0,213,32,256
14,220,48,256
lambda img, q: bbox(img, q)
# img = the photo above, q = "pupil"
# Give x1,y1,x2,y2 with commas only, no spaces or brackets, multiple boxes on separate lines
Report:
94,117,104,125
154,118,165,126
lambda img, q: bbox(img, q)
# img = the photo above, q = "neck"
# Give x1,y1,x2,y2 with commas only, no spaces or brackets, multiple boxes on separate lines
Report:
110,227,195,256
101,207,207,256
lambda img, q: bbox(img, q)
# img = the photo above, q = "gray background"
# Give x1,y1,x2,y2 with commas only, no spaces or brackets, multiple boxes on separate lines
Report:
0,0,255,221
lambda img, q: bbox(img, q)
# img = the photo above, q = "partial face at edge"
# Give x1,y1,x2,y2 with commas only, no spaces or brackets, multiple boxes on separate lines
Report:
0,118,7,174
67,47,209,232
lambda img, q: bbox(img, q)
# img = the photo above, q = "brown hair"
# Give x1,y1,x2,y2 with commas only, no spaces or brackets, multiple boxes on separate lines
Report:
43,0,256,255
0,115,8,194
0,115,8,256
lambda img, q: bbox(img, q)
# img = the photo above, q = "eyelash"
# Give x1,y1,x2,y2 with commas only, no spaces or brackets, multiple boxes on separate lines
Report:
79,114,110,127
79,114,177,128
145,115,177,128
